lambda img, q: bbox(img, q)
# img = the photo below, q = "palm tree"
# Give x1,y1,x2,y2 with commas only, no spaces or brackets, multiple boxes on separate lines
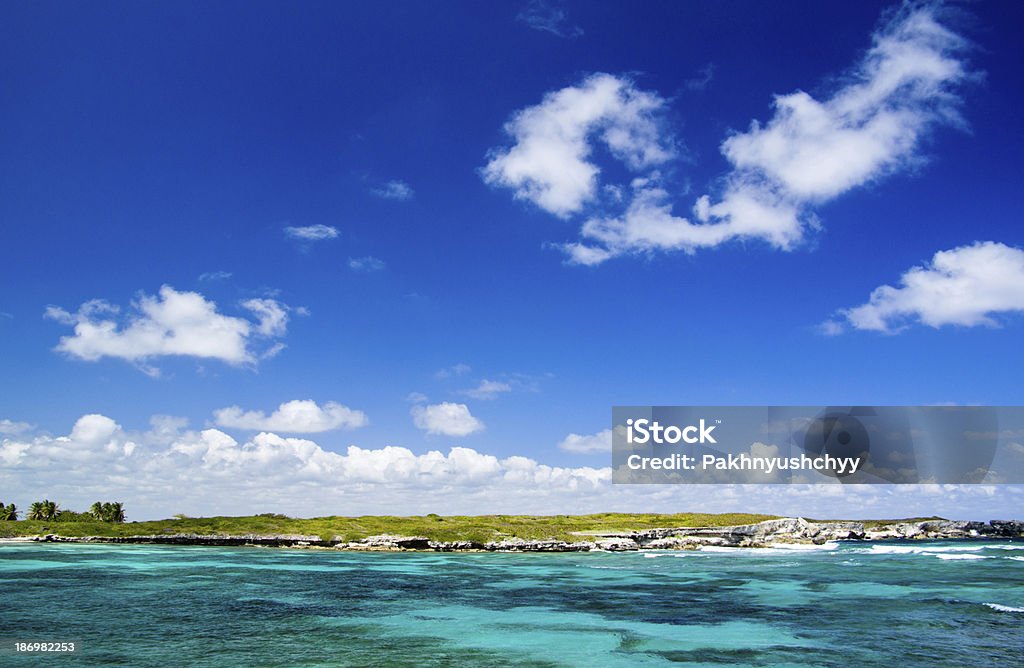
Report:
106,502,125,523
0,503,18,521
86,501,127,523
27,501,45,520
37,499,59,521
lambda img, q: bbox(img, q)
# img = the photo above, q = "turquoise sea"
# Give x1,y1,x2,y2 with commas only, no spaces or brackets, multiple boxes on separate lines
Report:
1,540,1022,666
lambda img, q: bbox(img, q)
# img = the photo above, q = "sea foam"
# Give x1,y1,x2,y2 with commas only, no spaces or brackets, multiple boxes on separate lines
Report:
984,603,1024,613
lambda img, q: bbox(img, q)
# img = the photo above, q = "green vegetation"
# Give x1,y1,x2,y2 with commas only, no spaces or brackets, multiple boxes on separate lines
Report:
806,516,946,528
0,511,957,543
859,517,946,528
0,502,17,521
0,512,781,543
27,500,60,521
89,502,126,523
20,500,126,525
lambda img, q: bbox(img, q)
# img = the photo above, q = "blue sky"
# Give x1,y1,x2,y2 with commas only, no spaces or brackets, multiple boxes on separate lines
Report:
2,1,1023,519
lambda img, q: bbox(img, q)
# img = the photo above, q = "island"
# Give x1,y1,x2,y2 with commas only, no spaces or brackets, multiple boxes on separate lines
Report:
3,513,1022,552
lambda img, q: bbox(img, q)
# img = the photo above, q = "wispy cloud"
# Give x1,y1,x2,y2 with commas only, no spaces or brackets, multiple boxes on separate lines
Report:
284,224,339,241
826,241,1024,334
517,0,583,39
371,180,414,201
486,4,972,265
348,256,386,272
44,286,293,375
459,379,512,400
435,363,472,380
0,419,33,435
684,63,715,91
198,270,232,282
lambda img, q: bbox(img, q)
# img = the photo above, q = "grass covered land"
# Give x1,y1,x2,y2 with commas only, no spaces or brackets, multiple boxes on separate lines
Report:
0,512,785,544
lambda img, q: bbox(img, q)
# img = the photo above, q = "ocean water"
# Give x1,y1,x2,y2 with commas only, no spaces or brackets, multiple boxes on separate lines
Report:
1,541,1022,666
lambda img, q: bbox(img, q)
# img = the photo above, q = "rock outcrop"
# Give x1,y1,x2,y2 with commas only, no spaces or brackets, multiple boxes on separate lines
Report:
590,517,867,549
36,533,327,547
342,534,434,550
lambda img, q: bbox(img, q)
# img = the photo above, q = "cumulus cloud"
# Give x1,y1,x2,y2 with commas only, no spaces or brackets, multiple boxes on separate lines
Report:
1,414,1020,520
284,224,339,241
459,380,512,401
830,241,1024,333
517,0,583,39
70,414,121,446
558,429,612,454
348,256,386,272
45,286,291,373
486,4,971,265
213,400,369,433
483,72,675,218
411,402,485,437
371,180,414,201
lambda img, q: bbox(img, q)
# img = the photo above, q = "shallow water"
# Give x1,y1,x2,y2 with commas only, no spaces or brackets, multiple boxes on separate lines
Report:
1,540,1021,666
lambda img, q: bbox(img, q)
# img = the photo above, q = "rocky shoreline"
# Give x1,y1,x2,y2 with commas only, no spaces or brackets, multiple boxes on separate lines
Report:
23,518,1024,552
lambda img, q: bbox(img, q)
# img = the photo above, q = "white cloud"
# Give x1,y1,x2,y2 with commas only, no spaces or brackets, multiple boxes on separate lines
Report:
406,392,429,404
2,413,1020,520
241,298,291,337
558,429,612,454
348,256,386,272
411,402,485,437
434,363,472,379
459,380,512,401
487,5,970,265
45,286,290,372
567,180,805,263
722,7,966,202
371,180,414,201
284,224,339,241
70,414,121,446
517,0,583,39
213,399,369,433
817,320,845,336
0,419,32,435
832,241,1024,333
198,270,232,282
483,73,675,218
